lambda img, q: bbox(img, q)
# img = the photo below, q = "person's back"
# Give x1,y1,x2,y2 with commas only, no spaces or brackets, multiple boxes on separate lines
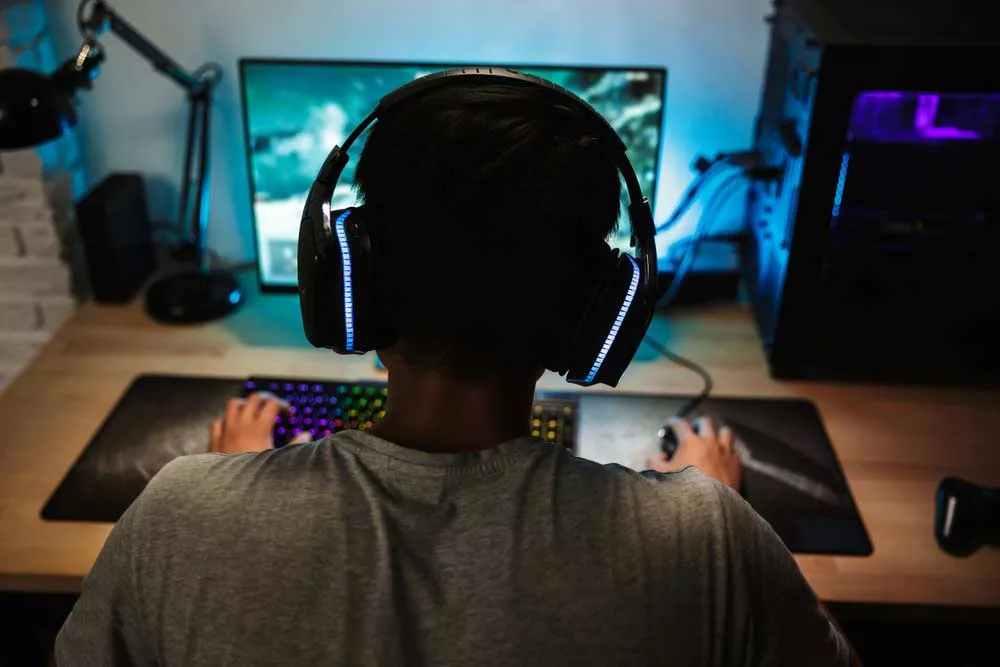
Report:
56,73,855,666
58,433,848,666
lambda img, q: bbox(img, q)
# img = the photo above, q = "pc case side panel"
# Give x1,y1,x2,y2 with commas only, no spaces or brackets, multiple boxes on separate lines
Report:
767,44,863,379
746,7,842,378
744,8,800,352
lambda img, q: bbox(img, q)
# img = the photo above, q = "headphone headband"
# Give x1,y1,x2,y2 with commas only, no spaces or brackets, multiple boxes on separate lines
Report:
314,67,657,303
377,67,627,153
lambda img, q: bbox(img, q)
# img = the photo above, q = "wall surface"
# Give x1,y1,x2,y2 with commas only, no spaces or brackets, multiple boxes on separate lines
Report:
42,0,773,263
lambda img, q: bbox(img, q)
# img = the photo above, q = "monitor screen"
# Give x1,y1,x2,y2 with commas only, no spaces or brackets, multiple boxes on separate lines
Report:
239,60,667,290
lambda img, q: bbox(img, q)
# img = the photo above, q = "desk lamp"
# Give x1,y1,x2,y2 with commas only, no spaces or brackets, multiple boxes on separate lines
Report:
0,0,241,323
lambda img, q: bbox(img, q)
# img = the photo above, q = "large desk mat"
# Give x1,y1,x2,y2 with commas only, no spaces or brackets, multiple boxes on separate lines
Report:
43,374,871,555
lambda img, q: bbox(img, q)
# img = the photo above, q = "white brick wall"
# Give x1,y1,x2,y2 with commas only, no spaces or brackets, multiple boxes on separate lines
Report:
0,1,83,393
0,179,77,391
0,148,42,176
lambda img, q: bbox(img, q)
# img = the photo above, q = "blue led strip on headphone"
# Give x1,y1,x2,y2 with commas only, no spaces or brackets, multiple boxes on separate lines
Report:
333,208,355,351
584,254,641,384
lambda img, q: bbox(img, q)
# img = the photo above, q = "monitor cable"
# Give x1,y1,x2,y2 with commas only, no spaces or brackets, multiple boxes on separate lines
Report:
659,171,749,309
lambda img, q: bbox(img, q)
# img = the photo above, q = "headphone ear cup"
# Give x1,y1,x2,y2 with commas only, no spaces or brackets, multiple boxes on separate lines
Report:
546,247,616,373
342,206,395,351
298,204,342,348
563,249,651,386
298,205,394,354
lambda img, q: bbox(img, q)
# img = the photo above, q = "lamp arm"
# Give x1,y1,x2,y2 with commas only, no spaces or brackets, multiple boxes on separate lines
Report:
78,0,210,94
74,0,220,265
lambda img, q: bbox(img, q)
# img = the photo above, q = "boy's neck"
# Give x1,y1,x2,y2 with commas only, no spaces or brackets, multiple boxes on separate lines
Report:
370,364,536,454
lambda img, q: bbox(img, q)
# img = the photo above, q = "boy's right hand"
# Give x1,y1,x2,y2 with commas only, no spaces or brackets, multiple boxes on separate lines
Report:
647,418,742,491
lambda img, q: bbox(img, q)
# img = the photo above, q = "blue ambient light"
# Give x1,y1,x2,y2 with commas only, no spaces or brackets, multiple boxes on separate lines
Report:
334,208,354,351
228,290,240,305
831,151,850,219
584,255,640,384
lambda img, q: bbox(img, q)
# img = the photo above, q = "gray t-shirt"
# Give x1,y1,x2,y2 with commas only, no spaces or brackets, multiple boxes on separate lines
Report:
56,432,850,666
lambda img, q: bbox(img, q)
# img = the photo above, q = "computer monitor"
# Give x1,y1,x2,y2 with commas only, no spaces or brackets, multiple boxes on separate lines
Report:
239,59,667,291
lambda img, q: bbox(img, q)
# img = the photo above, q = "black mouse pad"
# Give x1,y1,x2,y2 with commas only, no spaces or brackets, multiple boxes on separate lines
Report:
572,393,873,556
43,376,872,557
42,375,244,522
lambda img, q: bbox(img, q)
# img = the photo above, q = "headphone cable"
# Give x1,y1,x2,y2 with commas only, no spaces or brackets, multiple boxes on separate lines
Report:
645,173,745,422
642,334,713,418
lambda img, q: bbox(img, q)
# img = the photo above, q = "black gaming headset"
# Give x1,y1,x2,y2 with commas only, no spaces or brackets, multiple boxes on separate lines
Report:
298,66,657,387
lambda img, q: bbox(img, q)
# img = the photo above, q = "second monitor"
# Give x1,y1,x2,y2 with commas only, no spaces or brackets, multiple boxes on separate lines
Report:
238,59,668,290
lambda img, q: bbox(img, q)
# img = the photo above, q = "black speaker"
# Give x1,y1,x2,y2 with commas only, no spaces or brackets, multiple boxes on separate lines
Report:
75,173,156,303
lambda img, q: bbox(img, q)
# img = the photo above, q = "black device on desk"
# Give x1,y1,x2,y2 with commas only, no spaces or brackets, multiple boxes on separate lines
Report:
935,477,1000,557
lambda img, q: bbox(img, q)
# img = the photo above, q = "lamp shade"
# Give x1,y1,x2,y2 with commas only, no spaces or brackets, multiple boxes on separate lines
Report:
0,68,77,150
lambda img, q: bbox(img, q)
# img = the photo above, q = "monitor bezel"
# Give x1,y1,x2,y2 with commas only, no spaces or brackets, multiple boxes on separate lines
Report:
238,57,669,294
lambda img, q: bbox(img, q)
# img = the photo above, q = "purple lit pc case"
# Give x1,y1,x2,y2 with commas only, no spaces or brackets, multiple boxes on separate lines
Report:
745,0,1000,382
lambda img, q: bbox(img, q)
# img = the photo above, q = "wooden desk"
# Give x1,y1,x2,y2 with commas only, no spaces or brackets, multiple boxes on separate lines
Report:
1,297,999,606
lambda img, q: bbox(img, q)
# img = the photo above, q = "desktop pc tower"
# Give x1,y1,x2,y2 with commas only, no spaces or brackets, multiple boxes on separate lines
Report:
745,0,1000,382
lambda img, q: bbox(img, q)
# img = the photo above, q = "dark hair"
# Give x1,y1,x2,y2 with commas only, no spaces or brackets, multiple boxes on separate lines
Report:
354,82,621,376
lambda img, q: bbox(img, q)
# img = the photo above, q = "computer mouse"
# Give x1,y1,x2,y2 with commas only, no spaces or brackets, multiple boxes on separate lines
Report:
658,415,713,458
658,416,750,498
660,415,752,457
658,423,681,458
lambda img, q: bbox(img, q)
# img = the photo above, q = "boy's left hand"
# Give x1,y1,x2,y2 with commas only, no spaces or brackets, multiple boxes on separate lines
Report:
209,392,310,454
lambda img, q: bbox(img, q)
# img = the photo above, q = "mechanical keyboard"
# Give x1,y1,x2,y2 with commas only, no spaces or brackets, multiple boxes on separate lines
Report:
243,377,577,450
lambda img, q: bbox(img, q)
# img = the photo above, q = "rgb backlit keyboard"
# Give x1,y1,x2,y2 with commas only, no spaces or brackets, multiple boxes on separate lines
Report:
243,377,577,450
